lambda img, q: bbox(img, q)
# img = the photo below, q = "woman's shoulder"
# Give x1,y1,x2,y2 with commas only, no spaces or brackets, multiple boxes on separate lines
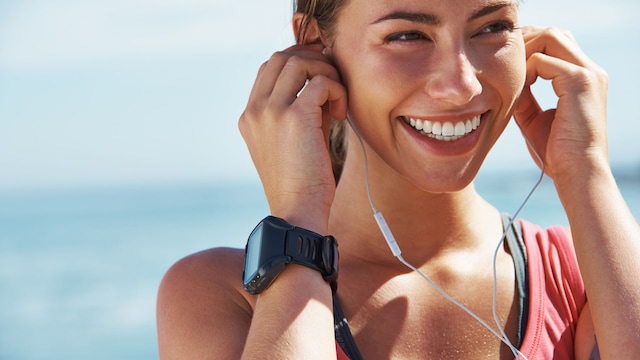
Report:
158,247,251,309
157,247,253,359
162,247,246,282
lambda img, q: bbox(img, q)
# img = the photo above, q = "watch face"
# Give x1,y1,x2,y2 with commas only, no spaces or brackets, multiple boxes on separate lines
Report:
243,222,264,284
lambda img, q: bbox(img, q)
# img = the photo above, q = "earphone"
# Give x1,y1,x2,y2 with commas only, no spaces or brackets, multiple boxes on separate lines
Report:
348,116,542,360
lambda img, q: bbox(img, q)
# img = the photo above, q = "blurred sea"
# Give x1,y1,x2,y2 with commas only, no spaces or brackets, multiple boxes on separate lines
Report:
1,168,639,360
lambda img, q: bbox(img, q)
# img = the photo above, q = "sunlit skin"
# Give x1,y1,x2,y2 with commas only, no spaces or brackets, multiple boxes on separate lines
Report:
156,0,640,358
331,0,526,194
310,2,527,357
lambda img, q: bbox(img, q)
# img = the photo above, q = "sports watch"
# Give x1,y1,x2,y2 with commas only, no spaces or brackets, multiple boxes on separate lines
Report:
242,216,339,295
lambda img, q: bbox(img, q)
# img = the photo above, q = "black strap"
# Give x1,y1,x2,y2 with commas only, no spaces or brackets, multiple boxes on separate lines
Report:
284,228,339,294
333,295,364,360
284,227,330,274
501,213,529,348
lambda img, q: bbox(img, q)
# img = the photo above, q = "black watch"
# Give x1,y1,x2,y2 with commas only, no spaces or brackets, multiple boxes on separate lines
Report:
242,216,339,295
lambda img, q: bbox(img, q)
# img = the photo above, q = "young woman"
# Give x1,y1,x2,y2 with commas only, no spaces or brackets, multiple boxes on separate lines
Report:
157,0,640,358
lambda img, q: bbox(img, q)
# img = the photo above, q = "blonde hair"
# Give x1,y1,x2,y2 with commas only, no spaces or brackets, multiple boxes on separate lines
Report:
294,0,350,182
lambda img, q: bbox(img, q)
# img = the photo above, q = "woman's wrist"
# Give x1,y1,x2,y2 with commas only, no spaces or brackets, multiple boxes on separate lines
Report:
270,202,332,235
253,264,333,310
552,156,617,217
551,150,610,187
245,264,335,359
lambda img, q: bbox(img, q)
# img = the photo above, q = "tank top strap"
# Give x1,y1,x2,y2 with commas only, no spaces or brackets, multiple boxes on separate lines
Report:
501,213,529,348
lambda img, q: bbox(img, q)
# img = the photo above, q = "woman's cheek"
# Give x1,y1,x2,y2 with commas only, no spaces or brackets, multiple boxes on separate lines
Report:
341,53,407,114
496,41,527,96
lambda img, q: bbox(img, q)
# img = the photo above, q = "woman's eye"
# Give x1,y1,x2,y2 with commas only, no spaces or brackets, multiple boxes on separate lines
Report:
385,31,429,43
478,21,516,35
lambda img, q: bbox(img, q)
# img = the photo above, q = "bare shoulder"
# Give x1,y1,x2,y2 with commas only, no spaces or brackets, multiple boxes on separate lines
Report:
157,247,253,360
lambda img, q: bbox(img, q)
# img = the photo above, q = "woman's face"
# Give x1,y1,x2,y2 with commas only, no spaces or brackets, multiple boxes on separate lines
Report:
329,0,526,192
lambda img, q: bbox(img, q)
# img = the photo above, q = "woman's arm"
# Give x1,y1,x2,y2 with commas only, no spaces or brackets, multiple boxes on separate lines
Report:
515,26,640,358
555,158,640,359
156,248,337,360
242,264,336,359
159,19,348,360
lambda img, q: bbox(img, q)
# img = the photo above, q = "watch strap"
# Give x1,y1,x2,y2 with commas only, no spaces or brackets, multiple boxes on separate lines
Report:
284,226,339,293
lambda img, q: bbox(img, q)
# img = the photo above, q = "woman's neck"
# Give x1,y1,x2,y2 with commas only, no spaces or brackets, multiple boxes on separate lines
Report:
328,152,502,268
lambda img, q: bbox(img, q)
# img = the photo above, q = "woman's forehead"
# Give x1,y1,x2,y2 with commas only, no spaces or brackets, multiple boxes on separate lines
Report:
339,0,519,19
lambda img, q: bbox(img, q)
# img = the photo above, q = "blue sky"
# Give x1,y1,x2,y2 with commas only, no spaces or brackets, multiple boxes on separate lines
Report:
1,0,639,190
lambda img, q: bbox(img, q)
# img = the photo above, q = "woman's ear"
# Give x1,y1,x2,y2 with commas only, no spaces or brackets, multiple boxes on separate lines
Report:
293,13,323,45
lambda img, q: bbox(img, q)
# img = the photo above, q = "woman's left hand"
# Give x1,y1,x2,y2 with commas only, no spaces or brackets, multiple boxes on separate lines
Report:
514,26,609,181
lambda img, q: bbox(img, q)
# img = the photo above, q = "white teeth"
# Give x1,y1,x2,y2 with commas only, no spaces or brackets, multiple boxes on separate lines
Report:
431,122,442,136
442,122,454,136
423,119,432,133
405,115,482,141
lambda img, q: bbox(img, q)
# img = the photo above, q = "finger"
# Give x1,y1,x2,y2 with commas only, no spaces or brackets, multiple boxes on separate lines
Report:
293,74,348,121
513,86,555,166
269,55,343,109
525,52,598,99
247,44,325,102
522,26,592,69
247,52,290,105
523,25,576,43
513,86,543,129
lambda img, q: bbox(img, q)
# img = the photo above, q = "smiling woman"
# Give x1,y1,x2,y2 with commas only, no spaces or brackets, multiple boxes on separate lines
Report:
156,0,640,359
0,1,638,360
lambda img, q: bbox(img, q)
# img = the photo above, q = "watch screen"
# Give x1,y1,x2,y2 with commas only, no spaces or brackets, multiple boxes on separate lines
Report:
244,222,264,283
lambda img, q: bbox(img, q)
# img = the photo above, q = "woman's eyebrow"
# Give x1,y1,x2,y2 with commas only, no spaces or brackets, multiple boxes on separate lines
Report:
371,11,440,26
468,1,516,21
371,1,517,26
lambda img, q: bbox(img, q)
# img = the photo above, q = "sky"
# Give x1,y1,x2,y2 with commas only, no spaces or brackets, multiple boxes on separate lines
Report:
1,0,639,191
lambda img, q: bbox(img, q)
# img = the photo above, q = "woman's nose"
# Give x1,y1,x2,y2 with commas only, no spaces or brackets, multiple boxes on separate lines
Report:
425,52,482,106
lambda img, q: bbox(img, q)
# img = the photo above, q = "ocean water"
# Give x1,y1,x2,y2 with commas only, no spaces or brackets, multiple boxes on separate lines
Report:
1,169,639,360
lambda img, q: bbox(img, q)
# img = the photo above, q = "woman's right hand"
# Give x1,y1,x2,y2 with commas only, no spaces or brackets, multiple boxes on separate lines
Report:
238,44,347,233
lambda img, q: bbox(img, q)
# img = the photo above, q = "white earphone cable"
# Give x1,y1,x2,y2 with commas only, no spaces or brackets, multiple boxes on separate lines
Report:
349,117,540,360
